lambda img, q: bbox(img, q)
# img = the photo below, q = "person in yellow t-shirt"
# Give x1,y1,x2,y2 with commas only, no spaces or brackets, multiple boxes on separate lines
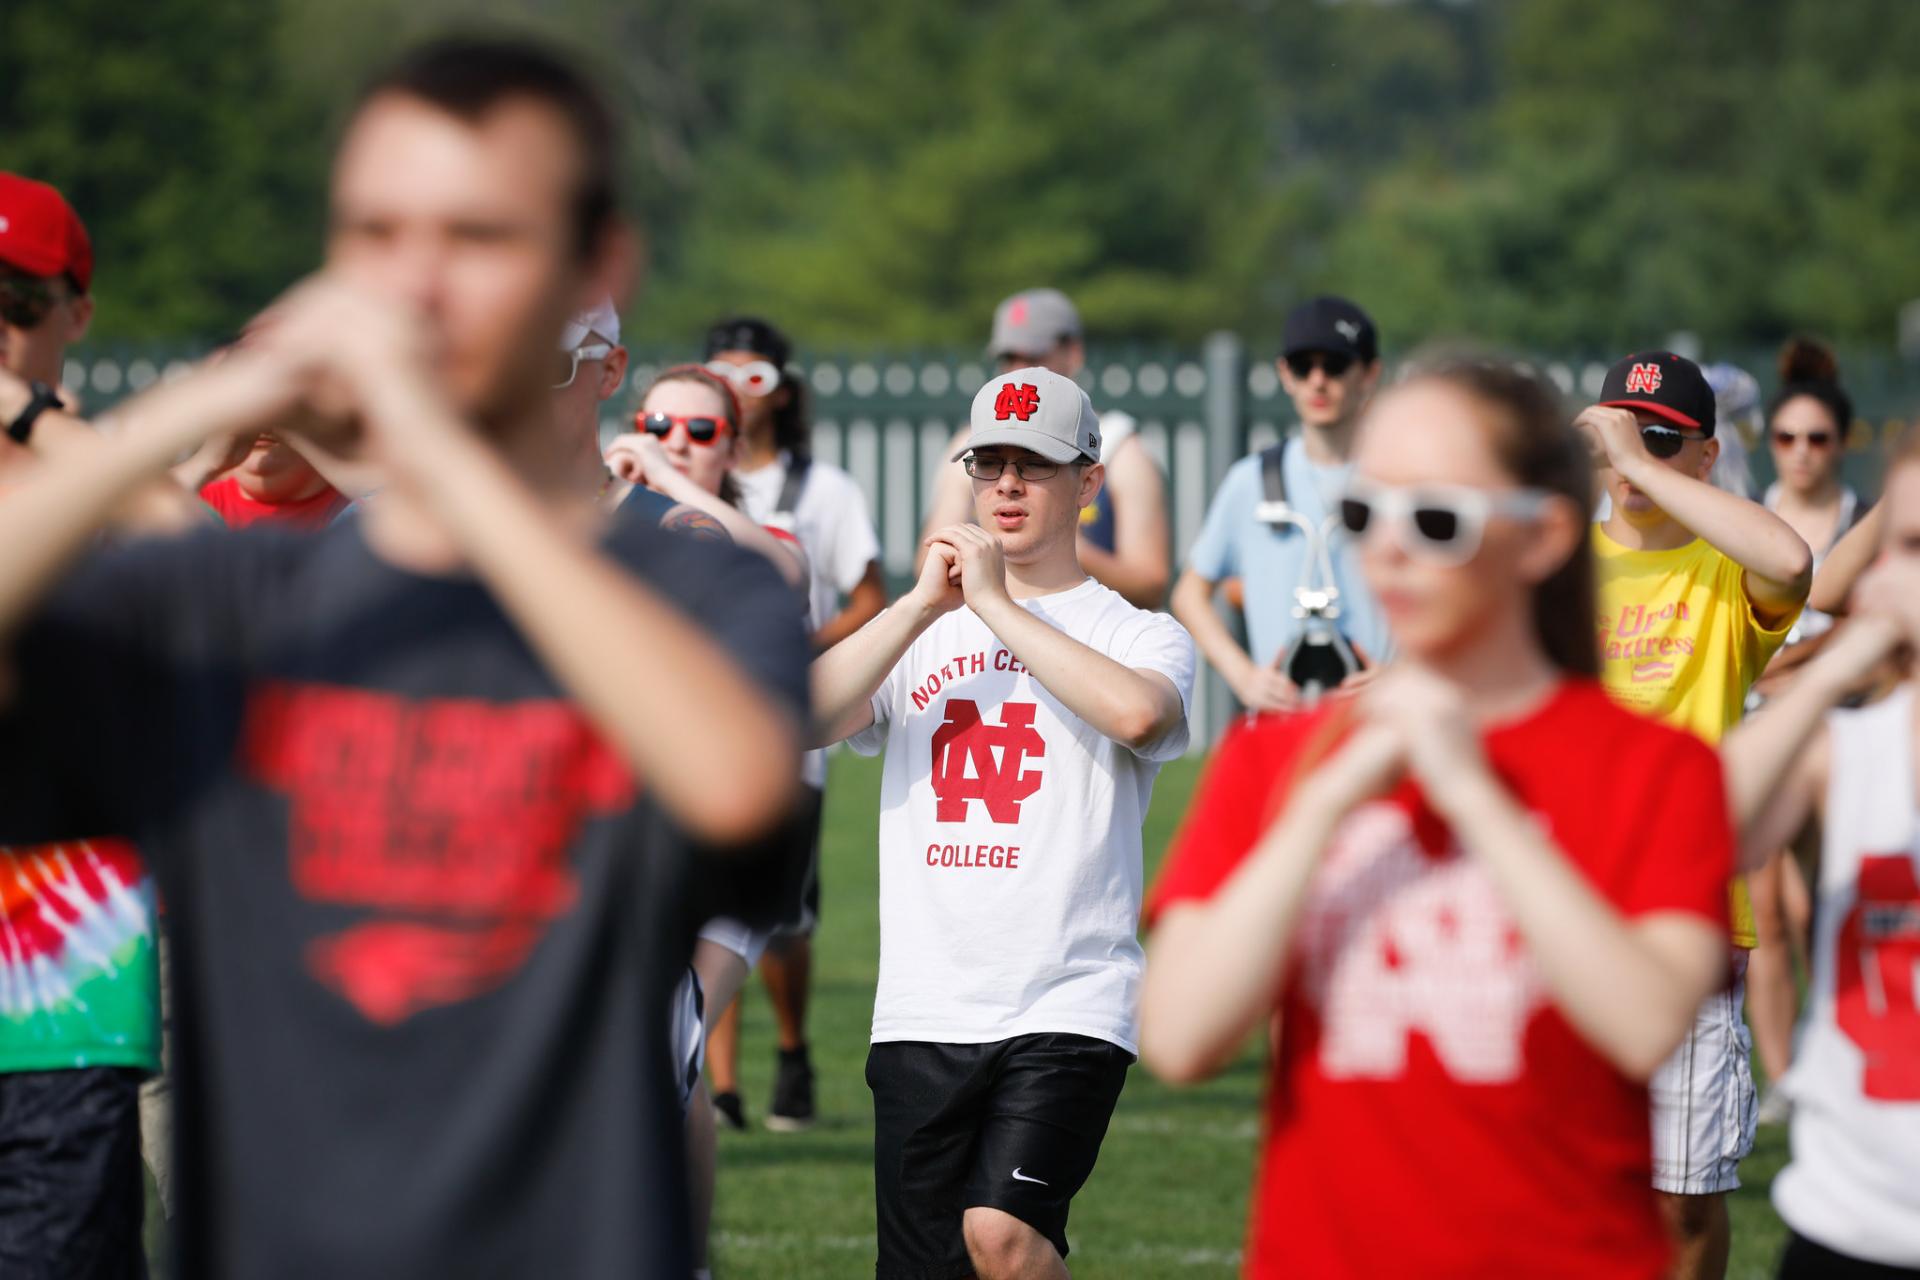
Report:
1580,350,1812,1280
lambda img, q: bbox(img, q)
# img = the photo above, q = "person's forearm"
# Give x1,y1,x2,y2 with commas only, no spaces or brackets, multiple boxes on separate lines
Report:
403,419,801,845
0,364,277,637
1723,618,1895,865
27,406,211,535
810,596,940,745
810,571,886,652
973,593,1180,748
1439,771,1721,1079
1617,458,1813,596
649,470,805,589
1810,502,1885,615
1141,794,1347,1084
1171,570,1255,690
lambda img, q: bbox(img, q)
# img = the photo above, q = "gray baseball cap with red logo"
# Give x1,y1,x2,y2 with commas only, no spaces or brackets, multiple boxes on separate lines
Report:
955,368,1102,464
987,288,1082,360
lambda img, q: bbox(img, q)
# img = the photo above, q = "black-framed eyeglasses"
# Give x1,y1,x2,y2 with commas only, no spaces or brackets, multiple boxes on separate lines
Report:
1285,351,1355,380
1640,424,1708,460
962,453,1060,482
0,270,63,330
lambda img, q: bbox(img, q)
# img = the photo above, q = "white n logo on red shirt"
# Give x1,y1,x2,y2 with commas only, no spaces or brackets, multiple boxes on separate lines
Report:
1298,806,1543,1083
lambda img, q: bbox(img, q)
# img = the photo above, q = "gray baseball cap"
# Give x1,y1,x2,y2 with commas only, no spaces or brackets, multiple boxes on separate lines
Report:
987,288,1082,359
955,368,1102,465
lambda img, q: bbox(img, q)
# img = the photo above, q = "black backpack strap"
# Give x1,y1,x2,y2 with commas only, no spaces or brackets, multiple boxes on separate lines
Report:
1259,438,1289,508
776,455,811,518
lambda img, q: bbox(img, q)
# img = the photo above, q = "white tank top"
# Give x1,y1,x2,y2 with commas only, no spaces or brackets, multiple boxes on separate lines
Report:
1772,684,1920,1265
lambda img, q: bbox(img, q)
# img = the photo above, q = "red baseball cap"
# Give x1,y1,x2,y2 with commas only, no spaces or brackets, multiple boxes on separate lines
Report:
0,174,93,292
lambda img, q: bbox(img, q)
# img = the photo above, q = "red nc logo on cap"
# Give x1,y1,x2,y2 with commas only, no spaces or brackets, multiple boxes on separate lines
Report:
1624,363,1664,394
994,383,1041,421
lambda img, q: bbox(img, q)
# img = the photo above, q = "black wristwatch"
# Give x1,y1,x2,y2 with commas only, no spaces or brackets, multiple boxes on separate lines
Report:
7,381,61,445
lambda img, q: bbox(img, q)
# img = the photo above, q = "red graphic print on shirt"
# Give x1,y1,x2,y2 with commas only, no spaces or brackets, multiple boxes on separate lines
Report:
1837,854,1920,1101
1300,805,1544,1083
930,698,1045,824
240,681,636,1024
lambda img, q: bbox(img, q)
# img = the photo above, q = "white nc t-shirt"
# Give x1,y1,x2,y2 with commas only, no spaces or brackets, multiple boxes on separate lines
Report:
848,579,1196,1053
734,452,882,632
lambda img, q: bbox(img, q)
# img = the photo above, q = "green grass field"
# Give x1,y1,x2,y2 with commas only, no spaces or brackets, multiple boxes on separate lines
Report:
706,750,1791,1279
144,749,1789,1277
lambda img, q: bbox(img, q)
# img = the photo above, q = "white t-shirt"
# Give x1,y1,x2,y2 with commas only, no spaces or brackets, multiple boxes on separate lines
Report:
734,451,882,631
736,451,882,788
847,579,1196,1053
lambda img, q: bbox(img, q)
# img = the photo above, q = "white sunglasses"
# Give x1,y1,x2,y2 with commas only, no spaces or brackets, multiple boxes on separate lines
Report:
704,358,783,397
553,342,614,390
1339,480,1553,565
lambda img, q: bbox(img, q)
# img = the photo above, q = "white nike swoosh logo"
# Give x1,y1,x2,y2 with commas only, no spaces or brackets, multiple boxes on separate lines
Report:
1010,1168,1049,1186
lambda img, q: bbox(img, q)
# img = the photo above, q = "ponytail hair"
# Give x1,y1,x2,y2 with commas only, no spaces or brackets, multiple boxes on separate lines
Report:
1397,349,1601,678
1767,336,1853,437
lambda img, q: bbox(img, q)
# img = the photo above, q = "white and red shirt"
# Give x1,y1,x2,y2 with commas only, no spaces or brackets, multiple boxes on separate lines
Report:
849,578,1194,1052
1148,681,1732,1280
1773,685,1920,1267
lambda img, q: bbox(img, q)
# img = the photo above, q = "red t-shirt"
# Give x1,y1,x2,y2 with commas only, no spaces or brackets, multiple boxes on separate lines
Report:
1146,680,1732,1280
200,476,349,530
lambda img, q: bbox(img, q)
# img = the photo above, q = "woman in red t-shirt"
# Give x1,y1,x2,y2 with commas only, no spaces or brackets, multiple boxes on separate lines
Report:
1141,356,1735,1279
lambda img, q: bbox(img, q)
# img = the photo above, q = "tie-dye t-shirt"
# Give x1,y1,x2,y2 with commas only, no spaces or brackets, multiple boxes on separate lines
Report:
0,838,159,1072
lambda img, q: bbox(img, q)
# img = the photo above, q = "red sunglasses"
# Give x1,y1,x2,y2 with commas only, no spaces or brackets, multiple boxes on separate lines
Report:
637,412,730,445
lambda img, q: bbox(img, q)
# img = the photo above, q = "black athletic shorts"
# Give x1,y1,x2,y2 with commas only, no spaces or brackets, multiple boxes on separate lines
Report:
0,1067,148,1280
770,783,825,937
866,1033,1132,1280
1779,1232,1920,1279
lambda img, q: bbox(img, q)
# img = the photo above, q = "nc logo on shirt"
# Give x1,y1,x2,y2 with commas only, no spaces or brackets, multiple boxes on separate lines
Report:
1300,805,1544,1083
930,698,1045,824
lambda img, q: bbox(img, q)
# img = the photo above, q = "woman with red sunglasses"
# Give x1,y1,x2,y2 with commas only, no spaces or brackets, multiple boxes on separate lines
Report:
1140,355,1735,1279
606,364,807,588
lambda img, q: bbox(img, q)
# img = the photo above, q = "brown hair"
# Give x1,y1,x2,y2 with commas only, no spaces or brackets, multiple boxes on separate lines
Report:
1397,349,1601,678
1768,335,1853,440
640,364,746,508
358,38,620,261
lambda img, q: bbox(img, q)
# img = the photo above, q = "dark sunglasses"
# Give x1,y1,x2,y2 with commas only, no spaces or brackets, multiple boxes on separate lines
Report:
0,271,62,329
638,412,728,445
1772,429,1834,450
1284,351,1355,380
1640,424,1708,460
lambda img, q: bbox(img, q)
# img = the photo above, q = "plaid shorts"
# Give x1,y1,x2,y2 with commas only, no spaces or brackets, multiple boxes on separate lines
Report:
1649,952,1757,1195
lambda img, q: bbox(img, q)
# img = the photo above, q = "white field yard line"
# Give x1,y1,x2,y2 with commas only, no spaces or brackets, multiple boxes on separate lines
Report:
715,1232,1242,1267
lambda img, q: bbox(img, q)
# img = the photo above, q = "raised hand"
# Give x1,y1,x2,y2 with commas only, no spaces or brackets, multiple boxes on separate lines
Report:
926,523,1009,610
907,534,965,618
1359,665,1487,798
1572,405,1649,474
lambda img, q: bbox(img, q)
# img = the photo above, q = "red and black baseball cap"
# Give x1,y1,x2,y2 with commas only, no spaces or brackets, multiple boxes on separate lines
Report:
0,173,93,292
1599,351,1716,435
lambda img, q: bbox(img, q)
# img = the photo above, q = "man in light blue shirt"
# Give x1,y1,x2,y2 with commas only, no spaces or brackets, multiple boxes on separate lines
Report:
1171,296,1392,712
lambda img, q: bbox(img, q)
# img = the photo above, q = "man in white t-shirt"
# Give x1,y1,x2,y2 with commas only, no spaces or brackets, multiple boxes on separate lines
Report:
814,368,1195,1280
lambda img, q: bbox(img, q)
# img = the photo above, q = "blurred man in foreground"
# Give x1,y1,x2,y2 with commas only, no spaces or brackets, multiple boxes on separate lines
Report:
0,39,806,1278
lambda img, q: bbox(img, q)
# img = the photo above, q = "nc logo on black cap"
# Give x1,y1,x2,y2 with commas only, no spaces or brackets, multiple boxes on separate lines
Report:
1624,362,1664,394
